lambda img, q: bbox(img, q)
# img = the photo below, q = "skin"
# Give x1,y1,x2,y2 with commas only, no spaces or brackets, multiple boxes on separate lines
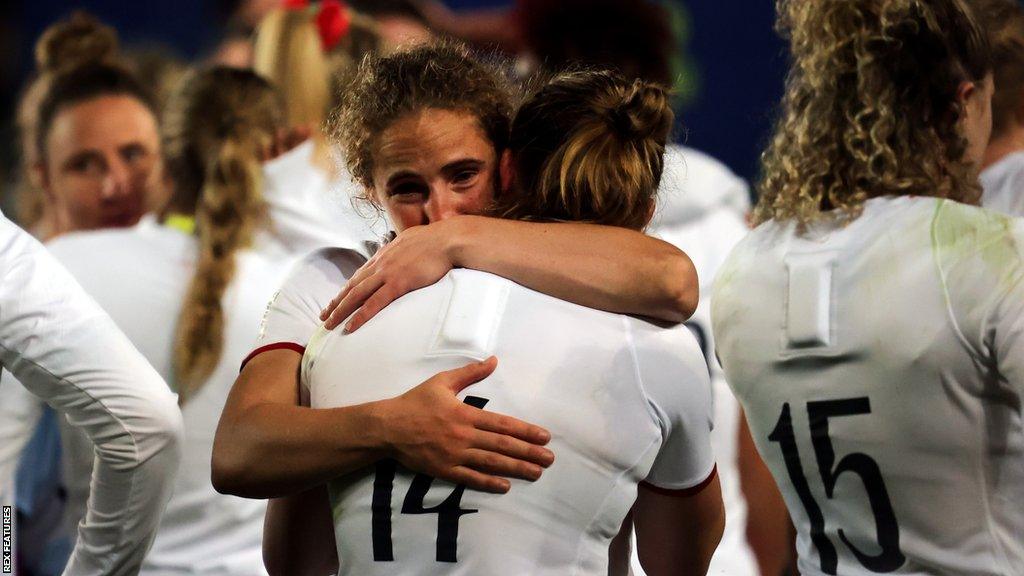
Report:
960,74,995,170
35,95,162,235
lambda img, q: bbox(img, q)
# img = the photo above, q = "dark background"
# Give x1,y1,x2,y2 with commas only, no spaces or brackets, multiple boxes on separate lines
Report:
0,0,788,202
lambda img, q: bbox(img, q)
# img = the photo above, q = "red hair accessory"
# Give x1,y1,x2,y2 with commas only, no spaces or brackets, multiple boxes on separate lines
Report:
282,0,350,52
316,0,350,52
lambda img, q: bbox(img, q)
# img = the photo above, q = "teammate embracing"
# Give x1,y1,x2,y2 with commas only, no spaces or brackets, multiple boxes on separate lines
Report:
713,1,1023,575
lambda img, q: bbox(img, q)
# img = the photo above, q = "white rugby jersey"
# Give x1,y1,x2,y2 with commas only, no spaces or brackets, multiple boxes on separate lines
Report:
712,196,1024,576
647,184,755,574
0,212,182,576
980,151,1024,218
300,266,715,576
257,141,384,260
43,216,290,576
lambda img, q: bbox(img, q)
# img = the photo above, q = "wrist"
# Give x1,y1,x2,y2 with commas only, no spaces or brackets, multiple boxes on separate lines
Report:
443,215,480,268
363,399,397,459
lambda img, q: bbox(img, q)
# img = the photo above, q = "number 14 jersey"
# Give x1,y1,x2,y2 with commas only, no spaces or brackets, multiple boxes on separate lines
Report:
302,268,714,575
712,196,1024,576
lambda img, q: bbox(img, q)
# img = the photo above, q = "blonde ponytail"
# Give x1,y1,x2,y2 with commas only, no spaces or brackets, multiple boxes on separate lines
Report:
162,67,282,402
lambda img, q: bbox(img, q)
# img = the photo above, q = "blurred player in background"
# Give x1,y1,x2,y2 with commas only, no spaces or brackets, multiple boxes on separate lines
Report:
253,0,388,251
285,67,723,576
712,0,1022,574
0,212,183,575
39,67,292,576
975,0,1024,217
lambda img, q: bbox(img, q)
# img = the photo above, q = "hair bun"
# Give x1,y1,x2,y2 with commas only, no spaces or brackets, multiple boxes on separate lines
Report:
606,79,672,142
36,11,119,74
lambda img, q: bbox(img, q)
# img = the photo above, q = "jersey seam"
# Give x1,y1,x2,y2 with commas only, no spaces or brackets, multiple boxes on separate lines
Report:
0,341,140,574
621,317,664,434
570,436,662,576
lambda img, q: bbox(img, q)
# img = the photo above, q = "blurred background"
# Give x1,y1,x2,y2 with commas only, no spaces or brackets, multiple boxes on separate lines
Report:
0,0,787,217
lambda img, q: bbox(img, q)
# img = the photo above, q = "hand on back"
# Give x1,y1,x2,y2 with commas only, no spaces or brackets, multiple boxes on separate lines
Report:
379,357,555,494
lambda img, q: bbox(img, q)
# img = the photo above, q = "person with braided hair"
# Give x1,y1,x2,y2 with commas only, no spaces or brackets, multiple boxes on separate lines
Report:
35,66,291,576
711,0,1024,575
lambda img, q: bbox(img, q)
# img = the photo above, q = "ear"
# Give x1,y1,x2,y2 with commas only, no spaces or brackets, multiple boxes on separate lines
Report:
957,80,977,107
498,149,515,196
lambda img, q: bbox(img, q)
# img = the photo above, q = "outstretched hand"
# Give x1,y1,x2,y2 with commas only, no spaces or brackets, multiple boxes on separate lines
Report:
377,357,555,494
320,222,457,332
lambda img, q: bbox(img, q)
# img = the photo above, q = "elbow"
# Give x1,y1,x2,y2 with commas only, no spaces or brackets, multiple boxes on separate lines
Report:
134,390,185,475
662,250,699,322
211,436,255,497
211,419,269,498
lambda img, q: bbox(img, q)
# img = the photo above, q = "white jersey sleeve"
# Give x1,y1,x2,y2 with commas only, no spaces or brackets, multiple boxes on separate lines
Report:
0,372,45,509
631,321,716,491
245,247,369,366
0,214,183,576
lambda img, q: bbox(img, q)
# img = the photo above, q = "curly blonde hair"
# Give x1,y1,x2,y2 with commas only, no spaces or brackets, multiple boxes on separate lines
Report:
754,0,991,228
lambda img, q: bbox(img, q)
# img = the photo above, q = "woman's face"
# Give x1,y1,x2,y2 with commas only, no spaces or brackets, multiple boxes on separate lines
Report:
38,95,162,234
960,73,995,169
370,108,502,232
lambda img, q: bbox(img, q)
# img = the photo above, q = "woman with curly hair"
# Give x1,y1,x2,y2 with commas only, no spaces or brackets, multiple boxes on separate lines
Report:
711,0,1022,575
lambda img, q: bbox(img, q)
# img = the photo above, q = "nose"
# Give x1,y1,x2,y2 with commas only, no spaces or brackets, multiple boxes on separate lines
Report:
101,158,132,200
424,189,465,223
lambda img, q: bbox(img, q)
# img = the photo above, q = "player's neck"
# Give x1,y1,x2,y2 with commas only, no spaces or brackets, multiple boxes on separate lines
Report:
982,127,1024,171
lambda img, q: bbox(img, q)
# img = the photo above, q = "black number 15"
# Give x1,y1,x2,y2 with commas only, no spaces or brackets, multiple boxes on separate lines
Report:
769,397,905,574
371,396,489,563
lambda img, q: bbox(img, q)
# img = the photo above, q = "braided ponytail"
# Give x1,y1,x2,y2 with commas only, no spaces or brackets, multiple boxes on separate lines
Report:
163,67,282,401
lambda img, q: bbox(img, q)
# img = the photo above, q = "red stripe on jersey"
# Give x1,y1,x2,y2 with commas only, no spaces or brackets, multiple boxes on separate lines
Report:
640,465,718,497
239,342,306,371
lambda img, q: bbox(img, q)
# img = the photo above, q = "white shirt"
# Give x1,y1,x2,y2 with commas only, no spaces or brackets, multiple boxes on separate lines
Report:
257,141,385,260
0,212,183,576
647,167,756,576
980,151,1024,218
712,196,1024,576
297,265,715,576
42,217,290,576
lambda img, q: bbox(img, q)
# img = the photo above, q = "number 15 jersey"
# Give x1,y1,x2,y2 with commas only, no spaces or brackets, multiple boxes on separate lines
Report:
302,267,715,576
712,196,1024,576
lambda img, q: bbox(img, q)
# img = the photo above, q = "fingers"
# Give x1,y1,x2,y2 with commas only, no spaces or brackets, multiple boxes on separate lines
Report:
324,272,385,330
462,448,544,482
443,357,498,394
471,429,554,469
473,406,551,446
343,283,403,333
445,466,510,494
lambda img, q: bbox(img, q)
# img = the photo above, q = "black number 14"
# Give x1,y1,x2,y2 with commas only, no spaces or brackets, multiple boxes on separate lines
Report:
769,397,905,574
371,396,489,563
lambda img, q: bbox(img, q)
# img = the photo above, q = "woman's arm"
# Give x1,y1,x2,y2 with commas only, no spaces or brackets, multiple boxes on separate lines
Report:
212,352,553,498
323,216,698,332
0,216,183,576
634,476,725,576
264,486,338,576
737,412,796,576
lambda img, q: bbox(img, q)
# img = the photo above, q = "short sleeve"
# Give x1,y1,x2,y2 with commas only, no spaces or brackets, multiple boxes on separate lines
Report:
631,321,716,491
244,247,369,368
